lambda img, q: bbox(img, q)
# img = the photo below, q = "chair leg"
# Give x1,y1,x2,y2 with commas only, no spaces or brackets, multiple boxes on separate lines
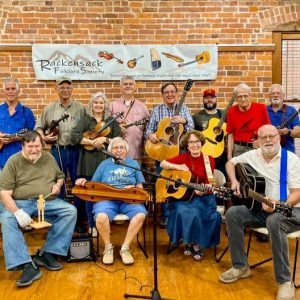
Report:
137,222,148,258
166,239,182,255
247,230,272,269
293,239,299,288
214,245,229,263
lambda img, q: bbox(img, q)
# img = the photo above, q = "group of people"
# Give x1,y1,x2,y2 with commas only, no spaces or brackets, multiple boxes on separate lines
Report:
0,75,300,300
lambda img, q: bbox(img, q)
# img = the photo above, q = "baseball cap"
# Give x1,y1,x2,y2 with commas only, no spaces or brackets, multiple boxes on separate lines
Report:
56,77,72,85
203,89,216,98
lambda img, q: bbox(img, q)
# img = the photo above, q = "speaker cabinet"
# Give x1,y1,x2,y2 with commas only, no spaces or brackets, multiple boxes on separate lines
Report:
67,237,95,262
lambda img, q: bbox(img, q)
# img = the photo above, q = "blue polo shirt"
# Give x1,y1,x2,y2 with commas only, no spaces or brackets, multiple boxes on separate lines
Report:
0,102,35,167
267,104,300,153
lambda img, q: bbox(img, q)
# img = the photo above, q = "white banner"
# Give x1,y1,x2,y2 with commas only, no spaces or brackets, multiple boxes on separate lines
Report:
32,44,218,81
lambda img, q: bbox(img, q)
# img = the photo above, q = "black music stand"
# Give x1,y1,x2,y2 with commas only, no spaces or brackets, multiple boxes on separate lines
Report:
99,149,168,300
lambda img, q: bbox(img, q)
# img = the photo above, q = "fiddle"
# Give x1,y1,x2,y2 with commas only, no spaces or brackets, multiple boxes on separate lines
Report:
83,112,124,151
43,114,69,143
98,51,123,64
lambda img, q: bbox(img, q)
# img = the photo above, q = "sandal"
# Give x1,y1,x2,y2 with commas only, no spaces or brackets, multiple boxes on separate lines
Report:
193,249,204,261
183,245,193,256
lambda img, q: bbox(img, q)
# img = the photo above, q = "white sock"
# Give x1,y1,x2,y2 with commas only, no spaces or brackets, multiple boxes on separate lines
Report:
105,243,113,250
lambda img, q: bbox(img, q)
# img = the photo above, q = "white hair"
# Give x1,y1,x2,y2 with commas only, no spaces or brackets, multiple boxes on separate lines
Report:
3,77,20,91
107,137,129,152
233,83,251,97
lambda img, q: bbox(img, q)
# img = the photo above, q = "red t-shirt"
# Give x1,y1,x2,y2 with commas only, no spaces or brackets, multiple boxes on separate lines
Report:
167,152,215,184
226,102,270,142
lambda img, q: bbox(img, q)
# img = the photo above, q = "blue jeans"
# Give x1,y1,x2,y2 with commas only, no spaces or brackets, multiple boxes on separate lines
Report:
225,205,300,283
51,145,86,226
0,198,77,270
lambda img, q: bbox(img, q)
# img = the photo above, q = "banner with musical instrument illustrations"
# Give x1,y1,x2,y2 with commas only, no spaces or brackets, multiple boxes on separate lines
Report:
32,44,218,81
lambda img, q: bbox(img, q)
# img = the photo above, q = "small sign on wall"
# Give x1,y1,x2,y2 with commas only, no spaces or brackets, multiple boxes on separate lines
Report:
32,44,218,81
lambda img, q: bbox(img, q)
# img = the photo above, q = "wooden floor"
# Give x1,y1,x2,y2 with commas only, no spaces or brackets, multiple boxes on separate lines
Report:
0,224,300,300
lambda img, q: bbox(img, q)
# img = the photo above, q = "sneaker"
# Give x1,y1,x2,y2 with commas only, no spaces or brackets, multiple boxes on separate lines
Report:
103,246,114,265
276,282,295,300
120,248,134,265
33,250,63,271
183,245,193,256
16,262,42,287
219,265,251,283
193,249,204,261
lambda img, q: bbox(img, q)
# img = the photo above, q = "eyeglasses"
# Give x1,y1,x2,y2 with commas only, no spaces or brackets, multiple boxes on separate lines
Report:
112,145,126,150
258,133,279,142
188,140,201,145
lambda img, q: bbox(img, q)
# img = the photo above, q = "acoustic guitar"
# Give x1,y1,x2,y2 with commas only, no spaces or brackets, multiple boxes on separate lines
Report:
155,169,232,203
235,163,292,217
0,128,28,150
201,97,235,158
145,79,193,161
177,51,210,68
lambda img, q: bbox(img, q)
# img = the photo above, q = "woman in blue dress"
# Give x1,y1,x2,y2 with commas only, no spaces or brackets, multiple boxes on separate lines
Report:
160,130,221,260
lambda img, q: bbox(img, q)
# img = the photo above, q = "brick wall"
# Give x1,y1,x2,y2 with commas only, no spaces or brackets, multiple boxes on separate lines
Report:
0,0,299,116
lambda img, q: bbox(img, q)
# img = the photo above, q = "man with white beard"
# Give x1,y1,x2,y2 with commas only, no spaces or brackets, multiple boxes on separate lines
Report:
267,84,300,153
219,124,300,300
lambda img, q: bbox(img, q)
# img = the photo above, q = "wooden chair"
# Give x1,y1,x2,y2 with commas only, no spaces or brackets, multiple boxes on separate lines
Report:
247,227,300,288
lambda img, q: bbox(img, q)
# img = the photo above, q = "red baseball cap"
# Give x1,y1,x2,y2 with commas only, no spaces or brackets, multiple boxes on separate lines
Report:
203,89,216,98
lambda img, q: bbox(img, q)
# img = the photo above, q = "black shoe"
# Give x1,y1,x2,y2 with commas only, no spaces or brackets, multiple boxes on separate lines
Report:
16,262,42,287
256,232,269,243
33,250,63,271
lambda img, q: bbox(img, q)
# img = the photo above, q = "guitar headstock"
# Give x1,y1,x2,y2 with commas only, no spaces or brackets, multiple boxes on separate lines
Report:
276,202,293,218
214,186,233,200
184,79,193,92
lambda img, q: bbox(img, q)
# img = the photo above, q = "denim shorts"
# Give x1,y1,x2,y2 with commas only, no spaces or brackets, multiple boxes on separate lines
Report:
93,200,147,221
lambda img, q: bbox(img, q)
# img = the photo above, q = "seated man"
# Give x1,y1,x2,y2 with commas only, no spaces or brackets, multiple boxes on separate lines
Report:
219,124,300,300
75,137,147,266
0,130,77,287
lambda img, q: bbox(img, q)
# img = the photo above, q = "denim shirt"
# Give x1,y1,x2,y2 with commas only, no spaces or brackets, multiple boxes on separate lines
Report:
0,102,35,168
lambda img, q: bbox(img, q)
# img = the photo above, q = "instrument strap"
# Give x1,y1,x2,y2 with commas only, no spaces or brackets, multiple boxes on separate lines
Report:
55,142,69,198
123,99,135,121
280,147,288,202
203,154,214,184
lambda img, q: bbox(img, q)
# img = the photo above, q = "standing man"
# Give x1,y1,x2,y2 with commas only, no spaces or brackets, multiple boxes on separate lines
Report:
219,124,300,300
110,75,149,165
192,88,227,174
145,82,194,228
267,84,300,153
36,77,86,232
0,131,76,287
0,77,35,173
227,83,270,161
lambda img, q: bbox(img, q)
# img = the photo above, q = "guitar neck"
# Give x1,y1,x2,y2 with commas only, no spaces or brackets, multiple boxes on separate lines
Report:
216,96,235,128
174,90,188,116
279,108,300,129
247,189,275,209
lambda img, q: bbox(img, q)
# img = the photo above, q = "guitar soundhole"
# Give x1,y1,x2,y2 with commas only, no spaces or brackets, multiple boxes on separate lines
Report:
165,126,175,136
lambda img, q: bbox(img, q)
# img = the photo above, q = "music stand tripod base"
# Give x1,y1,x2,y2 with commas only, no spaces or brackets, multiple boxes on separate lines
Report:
30,221,52,229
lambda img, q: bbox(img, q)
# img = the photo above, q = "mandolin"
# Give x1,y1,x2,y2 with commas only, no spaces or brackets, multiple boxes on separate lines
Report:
127,55,144,69
123,118,148,129
0,128,28,150
43,114,69,137
201,97,235,158
145,79,193,161
155,169,232,203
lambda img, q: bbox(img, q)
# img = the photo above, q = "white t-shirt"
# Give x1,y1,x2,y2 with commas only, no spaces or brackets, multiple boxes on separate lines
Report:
231,147,300,205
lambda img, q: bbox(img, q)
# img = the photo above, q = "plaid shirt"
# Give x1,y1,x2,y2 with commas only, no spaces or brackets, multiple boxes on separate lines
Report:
145,103,194,137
